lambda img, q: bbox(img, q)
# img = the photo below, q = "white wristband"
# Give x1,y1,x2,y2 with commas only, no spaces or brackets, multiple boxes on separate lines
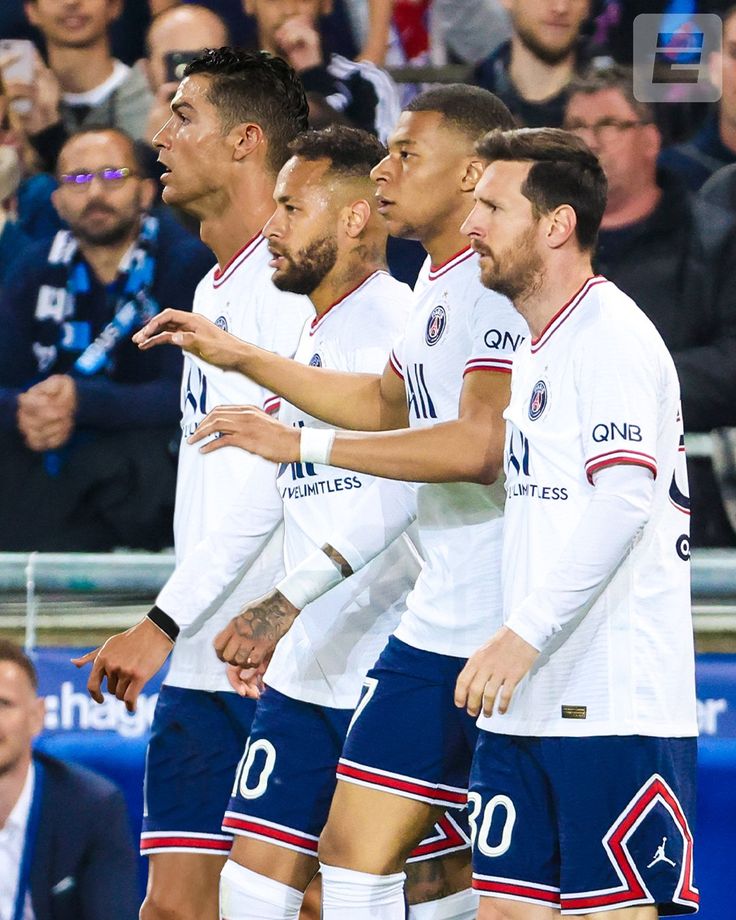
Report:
276,548,345,611
300,427,336,466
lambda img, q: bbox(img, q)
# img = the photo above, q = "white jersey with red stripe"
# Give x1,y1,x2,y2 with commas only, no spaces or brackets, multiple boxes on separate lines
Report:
265,271,423,708
483,276,697,737
165,235,311,693
388,248,528,657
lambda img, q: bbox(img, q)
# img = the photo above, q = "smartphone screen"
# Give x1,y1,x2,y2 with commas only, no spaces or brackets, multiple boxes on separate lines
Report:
0,39,35,115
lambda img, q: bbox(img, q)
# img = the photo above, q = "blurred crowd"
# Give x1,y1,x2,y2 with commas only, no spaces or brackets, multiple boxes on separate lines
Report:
1,0,736,552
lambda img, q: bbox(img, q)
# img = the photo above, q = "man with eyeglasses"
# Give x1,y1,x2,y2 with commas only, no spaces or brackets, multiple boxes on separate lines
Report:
564,64,736,549
0,125,213,552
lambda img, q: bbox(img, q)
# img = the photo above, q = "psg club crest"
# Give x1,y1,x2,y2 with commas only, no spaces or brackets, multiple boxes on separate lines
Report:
309,353,322,367
528,379,548,420
214,315,229,332
425,305,447,346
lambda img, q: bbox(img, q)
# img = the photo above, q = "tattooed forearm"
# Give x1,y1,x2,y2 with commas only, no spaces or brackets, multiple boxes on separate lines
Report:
322,543,353,579
233,590,299,648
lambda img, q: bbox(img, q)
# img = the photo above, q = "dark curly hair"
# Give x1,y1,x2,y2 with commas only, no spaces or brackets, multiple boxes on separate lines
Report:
288,125,386,178
405,84,515,142
184,48,309,174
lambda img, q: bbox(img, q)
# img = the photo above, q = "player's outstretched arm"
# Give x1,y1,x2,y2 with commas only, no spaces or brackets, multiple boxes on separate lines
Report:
190,368,509,484
134,309,408,431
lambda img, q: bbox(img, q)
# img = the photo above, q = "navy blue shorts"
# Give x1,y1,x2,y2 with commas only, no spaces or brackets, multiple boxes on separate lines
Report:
140,685,256,856
337,636,478,809
223,684,470,862
470,732,699,915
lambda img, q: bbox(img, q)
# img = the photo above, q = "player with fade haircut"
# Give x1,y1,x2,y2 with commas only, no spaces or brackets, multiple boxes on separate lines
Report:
135,85,528,920
456,127,699,919
73,48,312,920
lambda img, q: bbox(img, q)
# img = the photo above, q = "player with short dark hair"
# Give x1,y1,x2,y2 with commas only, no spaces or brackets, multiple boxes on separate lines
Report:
135,85,527,920
74,49,312,920
457,127,698,919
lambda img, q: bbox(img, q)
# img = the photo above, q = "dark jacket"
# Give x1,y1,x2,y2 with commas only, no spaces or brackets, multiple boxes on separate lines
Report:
29,752,139,920
595,170,736,433
659,110,736,192
0,207,214,432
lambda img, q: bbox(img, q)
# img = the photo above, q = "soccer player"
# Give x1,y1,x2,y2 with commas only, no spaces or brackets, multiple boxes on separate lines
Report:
136,85,528,920
73,49,312,920
204,124,466,920
456,127,699,919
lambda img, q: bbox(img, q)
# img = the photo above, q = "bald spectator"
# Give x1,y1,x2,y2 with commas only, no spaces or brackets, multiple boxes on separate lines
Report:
4,0,154,172
474,0,591,127
0,127,214,551
659,4,736,190
143,4,230,141
565,64,736,546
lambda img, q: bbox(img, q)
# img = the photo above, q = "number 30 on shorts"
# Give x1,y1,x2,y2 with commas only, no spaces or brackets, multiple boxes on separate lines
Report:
231,738,277,800
467,792,516,857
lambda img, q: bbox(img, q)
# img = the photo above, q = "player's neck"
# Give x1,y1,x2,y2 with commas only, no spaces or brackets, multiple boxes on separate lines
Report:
48,42,115,95
515,256,594,339
310,248,387,317
422,228,470,270
0,754,31,829
199,177,276,270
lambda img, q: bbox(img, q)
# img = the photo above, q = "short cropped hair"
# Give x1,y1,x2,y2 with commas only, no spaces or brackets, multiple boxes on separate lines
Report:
405,84,516,141
184,48,309,173
287,126,386,178
0,639,38,690
567,63,655,125
476,127,608,251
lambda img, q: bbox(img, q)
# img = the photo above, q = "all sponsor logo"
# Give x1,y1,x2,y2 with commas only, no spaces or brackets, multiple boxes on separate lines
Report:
309,353,322,367
214,315,229,331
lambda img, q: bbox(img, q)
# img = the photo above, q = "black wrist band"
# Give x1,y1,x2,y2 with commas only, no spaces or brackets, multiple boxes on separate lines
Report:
147,606,180,642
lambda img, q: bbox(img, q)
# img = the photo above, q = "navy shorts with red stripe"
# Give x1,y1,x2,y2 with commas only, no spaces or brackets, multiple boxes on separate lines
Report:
140,684,256,856
337,635,477,809
470,731,699,915
223,683,471,862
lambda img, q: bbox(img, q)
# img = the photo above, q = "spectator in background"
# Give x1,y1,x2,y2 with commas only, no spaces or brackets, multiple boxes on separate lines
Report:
143,4,230,142
0,127,214,552
3,0,153,172
0,68,63,285
474,0,591,127
659,4,736,190
0,639,139,920
244,0,401,140
565,64,736,547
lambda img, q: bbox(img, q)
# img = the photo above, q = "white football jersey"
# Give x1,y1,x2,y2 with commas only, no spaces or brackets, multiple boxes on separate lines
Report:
388,248,528,657
266,271,422,708
479,276,698,738
164,235,311,692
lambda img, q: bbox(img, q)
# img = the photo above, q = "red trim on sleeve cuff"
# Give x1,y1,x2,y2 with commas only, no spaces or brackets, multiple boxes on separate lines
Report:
389,351,404,380
585,454,657,484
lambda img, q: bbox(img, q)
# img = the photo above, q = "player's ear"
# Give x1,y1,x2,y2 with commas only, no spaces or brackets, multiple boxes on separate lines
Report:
344,198,371,238
546,204,577,249
461,157,486,192
231,122,265,162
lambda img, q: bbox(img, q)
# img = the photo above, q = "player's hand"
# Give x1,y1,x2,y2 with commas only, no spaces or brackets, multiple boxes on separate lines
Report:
213,589,300,668
454,626,539,718
274,15,323,71
71,617,174,713
134,309,245,370
226,661,270,700
188,405,300,463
